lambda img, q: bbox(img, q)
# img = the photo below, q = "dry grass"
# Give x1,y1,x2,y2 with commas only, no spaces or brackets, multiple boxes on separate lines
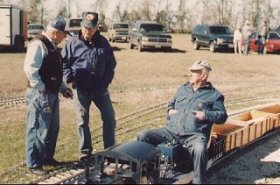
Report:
0,33,280,183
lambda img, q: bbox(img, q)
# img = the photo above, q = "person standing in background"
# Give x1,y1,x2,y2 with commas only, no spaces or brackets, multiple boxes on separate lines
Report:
24,16,73,175
233,27,242,54
242,20,253,55
61,12,117,160
258,20,269,55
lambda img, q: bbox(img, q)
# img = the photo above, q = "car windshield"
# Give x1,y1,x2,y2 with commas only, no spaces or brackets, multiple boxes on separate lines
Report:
209,26,231,34
140,24,163,32
28,25,44,30
269,32,280,40
69,19,82,27
113,24,128,29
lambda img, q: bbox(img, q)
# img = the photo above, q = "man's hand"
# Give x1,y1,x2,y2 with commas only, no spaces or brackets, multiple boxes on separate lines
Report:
192,110,206,121
62,87,73,99
72,80,76,86
169,109,178,115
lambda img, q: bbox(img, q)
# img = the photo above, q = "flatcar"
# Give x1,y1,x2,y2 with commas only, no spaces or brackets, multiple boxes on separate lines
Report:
39,103,280,184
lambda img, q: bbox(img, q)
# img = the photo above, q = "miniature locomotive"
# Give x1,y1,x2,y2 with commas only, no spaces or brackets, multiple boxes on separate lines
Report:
74,139,222,184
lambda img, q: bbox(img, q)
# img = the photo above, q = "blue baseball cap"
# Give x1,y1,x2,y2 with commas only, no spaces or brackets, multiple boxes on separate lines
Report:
81,12,99,28
49,16,70,35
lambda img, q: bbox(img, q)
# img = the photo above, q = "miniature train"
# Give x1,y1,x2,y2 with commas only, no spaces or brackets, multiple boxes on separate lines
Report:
39,103,280,184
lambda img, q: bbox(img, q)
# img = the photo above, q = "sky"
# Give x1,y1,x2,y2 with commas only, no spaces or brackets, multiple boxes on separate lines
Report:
5,0,181,20
3,0,280,28
61,0,181,19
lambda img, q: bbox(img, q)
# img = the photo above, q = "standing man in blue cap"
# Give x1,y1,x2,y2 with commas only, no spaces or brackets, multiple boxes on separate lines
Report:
24,16,73,175
61,12,117,160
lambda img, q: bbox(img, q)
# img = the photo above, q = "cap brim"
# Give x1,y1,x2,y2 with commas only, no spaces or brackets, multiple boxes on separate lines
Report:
64,30,72,36
189,66,203,71
81,20,97,28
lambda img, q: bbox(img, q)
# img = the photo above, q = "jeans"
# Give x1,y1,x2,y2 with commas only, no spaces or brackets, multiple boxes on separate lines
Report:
73,88,116,155
137,127,208,184
25,88,60,168
258,37,266,55
243,38,250,55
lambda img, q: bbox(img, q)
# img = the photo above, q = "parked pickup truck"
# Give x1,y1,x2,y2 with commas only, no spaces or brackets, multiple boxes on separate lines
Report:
108,22,129,42
128,21,172,52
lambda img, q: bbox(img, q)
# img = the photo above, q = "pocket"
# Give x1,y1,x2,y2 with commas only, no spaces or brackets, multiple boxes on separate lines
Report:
37,90,52,113
175,96,188,105
90,48,106,78
75,69,94,92
195,100,214,111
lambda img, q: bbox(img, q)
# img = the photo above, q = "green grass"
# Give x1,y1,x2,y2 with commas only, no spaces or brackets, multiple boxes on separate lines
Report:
1,34,280,183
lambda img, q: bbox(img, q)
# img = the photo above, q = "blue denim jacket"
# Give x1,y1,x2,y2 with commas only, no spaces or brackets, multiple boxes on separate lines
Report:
166,82,228,138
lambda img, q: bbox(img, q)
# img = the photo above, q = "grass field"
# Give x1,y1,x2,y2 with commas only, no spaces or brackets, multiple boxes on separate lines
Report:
0,34,280,183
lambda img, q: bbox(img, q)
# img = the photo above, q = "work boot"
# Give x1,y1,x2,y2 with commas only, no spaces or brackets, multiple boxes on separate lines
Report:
79,153,92,161
28,167,47,176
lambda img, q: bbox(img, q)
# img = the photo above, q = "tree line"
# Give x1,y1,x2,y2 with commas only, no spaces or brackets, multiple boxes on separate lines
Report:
8,0,280,33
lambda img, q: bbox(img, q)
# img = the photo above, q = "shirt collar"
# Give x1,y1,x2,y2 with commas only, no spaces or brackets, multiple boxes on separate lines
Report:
42,32,57,49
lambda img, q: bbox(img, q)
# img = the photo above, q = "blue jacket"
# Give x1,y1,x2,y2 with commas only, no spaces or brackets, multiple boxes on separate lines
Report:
166,82,228,139
61,31,116,93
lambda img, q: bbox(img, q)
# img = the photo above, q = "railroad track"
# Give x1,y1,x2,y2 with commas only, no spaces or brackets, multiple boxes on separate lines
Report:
1,95,279,184
1,82,280,107
0,96,26,106
34,109,280,184
1,83,280,183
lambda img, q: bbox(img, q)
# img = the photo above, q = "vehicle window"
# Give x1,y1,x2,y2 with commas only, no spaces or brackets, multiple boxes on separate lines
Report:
250,32,257,38
268,33,280,40
69,19,82,27
201,25,207,33
113,24,129,29
28,25,44,30
197,26,202,33
140,24,163,32
209,26,231,34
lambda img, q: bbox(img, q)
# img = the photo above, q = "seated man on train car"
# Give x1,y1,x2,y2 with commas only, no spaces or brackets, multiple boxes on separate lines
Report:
137,60,228,184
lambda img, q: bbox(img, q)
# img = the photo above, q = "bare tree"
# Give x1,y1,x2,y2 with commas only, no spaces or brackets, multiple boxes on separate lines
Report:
174,0,189,32
140,0,153,21
26,0,42,23
112,3,129,22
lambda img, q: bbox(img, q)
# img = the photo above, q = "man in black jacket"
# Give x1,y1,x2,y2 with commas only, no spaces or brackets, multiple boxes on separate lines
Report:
61,12,117,160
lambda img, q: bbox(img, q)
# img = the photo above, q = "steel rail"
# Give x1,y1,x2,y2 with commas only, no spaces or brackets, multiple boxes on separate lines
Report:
1,83,280,182
32,103,280,184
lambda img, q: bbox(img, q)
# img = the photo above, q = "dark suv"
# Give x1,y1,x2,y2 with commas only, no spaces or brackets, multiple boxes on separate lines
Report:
128,20,172,52
191,24,234,52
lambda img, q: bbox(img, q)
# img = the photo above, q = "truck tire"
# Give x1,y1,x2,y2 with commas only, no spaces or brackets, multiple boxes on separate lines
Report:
14,35,25,52
138,43,142,52
209,42,216,52
130,43,134,49
138,40,143,52
193,40,200,50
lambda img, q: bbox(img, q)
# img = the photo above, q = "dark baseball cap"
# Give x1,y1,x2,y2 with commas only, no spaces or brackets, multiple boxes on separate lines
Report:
80,12,99,28
49,16,70,35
